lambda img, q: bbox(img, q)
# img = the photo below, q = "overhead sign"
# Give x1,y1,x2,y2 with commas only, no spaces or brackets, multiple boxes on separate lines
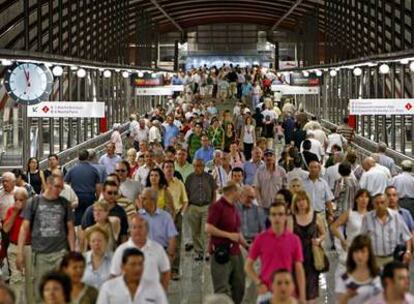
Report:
135,87,173,96
130,73,165,87
288,72,320,86
349,99,414,115
28,102,105,118
271,84,320,95
168,85,184,92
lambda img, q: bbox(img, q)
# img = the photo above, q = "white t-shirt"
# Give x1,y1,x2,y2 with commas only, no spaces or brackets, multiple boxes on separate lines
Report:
110,238,170,282
97,275,168,304
335,273,382,304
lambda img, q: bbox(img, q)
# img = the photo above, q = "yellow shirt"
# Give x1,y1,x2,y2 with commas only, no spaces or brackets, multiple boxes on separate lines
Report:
167,177,188,211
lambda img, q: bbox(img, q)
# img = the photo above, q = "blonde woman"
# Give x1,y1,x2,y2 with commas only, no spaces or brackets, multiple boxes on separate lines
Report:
287,190,326,303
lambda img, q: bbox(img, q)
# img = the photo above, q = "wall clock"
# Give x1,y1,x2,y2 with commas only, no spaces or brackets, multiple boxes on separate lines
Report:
4,62,54,105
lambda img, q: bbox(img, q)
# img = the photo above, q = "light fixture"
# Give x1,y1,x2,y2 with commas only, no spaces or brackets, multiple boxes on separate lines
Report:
302,71,309,77
103,70,111,78
315,70,323,77
379,64,390,74
122,71,129,79
70,66,78,71
1,59,13,66
401,58,410,65
353,67,362,76
77,68,86,78
409,62,414,72
329,70,337,77
52,66,64,77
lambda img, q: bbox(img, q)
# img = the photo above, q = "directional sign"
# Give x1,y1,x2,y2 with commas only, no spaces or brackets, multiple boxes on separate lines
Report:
28,102,105,118
349,99,414,115
271,84,320,95
135,87,173,96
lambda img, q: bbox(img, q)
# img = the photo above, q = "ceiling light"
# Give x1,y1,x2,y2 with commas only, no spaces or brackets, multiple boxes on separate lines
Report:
103,70,111,78
315,70,323,77
353,67,362,76
52,66,64,77
379,64,390,74
409,62,414,72
329,70,337,77
77,68,86,78
302,71,309,77
122,71,129,79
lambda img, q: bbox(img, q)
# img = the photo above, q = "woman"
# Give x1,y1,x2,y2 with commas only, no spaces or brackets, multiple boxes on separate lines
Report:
335,235,381,304
228,142,245,168
26,157,46,194
334,161,360,215
110,123,123,156
287,190,326,302
240,116,256,161
331,189,372,277
278,146,296,172
223,123,236,153
126,148,139,178
12,169,35,197
145,168,175,216
288,178,304,196
60,252,98,304
82,226,112,289
80,200,120,252
208,117,225,150
275,189,293,212
40,271,72,304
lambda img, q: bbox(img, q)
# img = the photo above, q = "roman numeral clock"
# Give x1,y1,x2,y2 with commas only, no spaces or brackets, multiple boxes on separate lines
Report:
4,62,54,105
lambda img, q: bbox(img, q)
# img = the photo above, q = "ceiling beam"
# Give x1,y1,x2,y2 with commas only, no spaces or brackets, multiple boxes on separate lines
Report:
150,0,184,33
271,0,304,31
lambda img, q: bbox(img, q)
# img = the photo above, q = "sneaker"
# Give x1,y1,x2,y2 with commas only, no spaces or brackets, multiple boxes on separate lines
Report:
185,244,194,252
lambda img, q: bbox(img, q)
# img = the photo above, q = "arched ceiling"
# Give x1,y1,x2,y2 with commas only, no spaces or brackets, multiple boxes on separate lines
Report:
130,0,325,33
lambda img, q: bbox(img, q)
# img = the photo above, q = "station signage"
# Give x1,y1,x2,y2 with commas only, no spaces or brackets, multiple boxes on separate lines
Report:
130,73,165,87
349,99,414,115
27,102,105,118
271,84,320,95
135,87,173,96
288,72,320,86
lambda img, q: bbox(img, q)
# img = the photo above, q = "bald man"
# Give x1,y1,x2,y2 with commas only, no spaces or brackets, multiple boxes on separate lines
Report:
360,157,389,196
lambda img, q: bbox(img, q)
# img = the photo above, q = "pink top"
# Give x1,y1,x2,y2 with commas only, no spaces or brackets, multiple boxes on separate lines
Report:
248,228,303,288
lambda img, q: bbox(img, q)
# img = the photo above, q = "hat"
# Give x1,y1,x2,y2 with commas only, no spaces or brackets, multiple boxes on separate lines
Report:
401,160,413,170
263,149,274,156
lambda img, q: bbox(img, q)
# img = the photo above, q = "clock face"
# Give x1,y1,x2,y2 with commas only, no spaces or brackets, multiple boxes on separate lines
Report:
4,62,54,105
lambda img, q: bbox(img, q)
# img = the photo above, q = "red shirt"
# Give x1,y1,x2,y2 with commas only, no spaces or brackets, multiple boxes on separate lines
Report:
207,197,241,255
4,207,31,244
248,228,303,288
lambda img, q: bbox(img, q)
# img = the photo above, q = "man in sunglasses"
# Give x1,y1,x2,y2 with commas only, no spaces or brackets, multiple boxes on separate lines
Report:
81,180,129,244
245,201,306,304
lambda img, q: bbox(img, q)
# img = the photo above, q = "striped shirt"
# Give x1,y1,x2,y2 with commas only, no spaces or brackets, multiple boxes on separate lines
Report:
337,124,354,142
360,209,412,256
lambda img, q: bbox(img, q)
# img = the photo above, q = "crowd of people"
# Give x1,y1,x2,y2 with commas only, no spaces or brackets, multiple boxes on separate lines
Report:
0,64,414,304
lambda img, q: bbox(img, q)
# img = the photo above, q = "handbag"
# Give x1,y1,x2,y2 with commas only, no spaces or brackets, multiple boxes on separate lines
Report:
213,243,230,264
312,244,330,272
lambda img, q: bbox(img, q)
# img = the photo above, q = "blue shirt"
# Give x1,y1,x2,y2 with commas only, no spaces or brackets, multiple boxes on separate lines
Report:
91,163,107,184
242,83,253,96
82,251,112,289
194,146,214,163
163,123,179,147
138,208,178,248
243,160,264,185
302,176,334,212
398,208,414,232
236,203,266,240
99,153,122,175
64,161,100,194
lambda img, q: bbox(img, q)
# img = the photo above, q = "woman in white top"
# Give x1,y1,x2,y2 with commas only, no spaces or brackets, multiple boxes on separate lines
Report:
110,124,123,156
335,234,382,304
240,116,256,161
331,189,372,277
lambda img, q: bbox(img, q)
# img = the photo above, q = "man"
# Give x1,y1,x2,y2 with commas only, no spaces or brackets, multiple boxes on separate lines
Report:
327,127,347,154
377,142,398,176
360,193,412,267
236,185,266,243
149,120,162,144
360,157,389,196
187,122,203,161
194,135,214,163
206,150,228,191
138,187,177,266
245,202,306,303
175,148,194,183
162,115,179,148
323,152,345,190
16,175,75,300
43,154,61,180
0,172,21,220
386,186,414,234
303,161,334,214
87,149,107,184
230,167,244,187
264,269,298,304
110,215,171,290
134,151,156,188
392,160,414,218
64,150,101,226
98,248,168,304
254,149,287,213
371,153,392,179
336,117,354,143
243,147,264,185
301,132,324,162
287,156,308,183
99,143,122,175
116,161,140,205
132,118,149,151
366,261,414,304
81,181,129,243
206,181,247,304
185,159,217,261
163,160,188,280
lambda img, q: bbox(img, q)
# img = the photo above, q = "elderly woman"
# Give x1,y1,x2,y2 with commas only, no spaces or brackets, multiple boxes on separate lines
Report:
110,123,123,156
3,188,34,304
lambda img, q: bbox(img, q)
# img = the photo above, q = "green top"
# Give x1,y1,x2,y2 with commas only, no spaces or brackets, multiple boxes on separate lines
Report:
188,133,202,158
208,126,224,149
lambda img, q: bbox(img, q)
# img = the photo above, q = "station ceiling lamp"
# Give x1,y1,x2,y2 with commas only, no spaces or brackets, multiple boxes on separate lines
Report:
329,70,337,77
122,71,130,78
379,63,390,74
315,70,323,77
1,59,13,66
77,68,86,78
103,70,112,78
410,62,414,72
302,71,309,77
353,67,362,76
52,65,64,77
